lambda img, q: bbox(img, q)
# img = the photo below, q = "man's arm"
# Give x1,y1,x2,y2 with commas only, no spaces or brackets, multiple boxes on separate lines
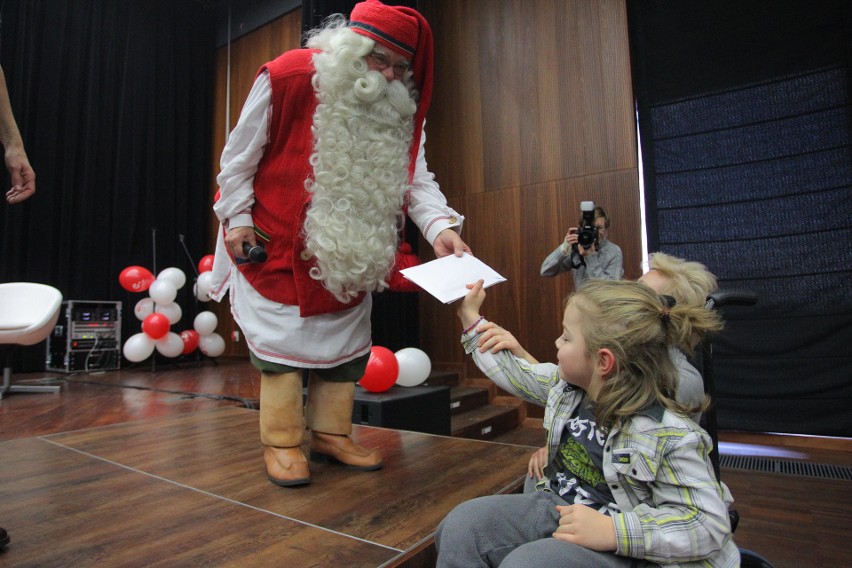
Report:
540,242,576,277
1,65,36,204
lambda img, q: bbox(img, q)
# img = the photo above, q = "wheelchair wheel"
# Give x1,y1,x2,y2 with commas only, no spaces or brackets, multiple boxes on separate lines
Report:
740,549,775,568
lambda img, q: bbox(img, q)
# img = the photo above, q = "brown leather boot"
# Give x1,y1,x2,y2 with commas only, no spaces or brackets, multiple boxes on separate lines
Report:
310,431,383,471
305,374,383,471
263,446,310,487
260,371,310,486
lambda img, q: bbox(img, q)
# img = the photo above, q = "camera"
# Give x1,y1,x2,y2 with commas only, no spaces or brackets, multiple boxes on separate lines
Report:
575,201,599,251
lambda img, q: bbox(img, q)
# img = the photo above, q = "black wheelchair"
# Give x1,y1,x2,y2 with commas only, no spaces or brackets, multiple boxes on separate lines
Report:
702,289,774,568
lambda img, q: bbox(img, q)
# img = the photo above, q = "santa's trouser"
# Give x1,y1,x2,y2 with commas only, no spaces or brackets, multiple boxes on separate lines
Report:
259,371,383,487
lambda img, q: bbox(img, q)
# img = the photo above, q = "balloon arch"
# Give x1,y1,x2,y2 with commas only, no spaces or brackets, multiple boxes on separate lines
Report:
118,254,222,364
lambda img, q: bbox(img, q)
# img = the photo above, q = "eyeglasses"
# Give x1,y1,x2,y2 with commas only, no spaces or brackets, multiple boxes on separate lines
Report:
367,50,411,79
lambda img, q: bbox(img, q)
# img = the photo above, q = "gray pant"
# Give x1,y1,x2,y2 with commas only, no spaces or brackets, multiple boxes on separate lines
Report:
435,492,644,568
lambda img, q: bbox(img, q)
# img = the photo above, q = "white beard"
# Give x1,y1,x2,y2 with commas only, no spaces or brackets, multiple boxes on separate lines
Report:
303,46,417,304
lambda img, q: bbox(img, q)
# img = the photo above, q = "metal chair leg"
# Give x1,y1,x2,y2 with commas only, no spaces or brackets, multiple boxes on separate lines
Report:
0,366,61,399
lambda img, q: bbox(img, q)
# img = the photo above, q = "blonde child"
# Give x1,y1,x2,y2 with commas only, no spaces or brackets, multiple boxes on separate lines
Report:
481,252,721,482
435,279,738,567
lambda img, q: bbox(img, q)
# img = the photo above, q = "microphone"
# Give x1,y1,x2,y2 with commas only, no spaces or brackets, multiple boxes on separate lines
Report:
242,242,267,263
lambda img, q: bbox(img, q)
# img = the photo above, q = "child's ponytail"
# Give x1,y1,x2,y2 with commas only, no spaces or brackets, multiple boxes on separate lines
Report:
664,301,723,357
570,280,721,430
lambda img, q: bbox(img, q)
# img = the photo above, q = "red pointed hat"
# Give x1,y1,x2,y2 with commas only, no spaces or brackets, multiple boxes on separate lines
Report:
349,0,433,179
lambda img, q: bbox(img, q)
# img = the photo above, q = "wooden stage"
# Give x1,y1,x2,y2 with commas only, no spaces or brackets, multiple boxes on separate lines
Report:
0,404,534,567
2,358,851,567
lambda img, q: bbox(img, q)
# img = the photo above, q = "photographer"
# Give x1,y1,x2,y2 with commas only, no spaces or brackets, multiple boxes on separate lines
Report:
540,204,623,289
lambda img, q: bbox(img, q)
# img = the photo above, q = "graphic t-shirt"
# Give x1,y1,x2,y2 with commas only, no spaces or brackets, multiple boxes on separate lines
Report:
547,402,619,516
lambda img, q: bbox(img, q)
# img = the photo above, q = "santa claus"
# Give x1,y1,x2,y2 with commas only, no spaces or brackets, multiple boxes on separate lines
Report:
211,0,470,486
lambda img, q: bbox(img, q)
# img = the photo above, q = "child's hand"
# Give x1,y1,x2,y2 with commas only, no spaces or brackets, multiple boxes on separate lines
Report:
527,446,547,479
553,504,617,551
475,322,538,363
457,279,486,329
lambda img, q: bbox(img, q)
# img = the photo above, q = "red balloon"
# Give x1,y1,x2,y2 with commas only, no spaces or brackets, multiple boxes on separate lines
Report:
197,254,215,274
119,265,155,293
358,346,399,393
141,312,170,340
179,330,200,354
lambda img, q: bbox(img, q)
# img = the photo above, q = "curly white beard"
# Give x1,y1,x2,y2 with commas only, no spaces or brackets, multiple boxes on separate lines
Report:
303,29,418,303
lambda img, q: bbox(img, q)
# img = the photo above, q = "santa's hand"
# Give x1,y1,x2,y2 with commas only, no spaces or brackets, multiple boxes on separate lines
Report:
434,228,471,258
225,225,256,260
553,504,617,551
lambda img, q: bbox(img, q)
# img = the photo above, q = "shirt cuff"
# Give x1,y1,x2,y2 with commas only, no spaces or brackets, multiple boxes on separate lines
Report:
423,213,464,246
227,213,253,230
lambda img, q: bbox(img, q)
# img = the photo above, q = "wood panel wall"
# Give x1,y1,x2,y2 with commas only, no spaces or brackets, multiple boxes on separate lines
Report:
418,0,641,386
207,1,642,386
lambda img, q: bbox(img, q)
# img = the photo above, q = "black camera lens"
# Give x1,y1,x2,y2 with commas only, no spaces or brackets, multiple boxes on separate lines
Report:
577,227,598,248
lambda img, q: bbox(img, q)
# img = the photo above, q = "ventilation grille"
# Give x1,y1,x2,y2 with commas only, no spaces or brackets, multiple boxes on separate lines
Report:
720,454,852,480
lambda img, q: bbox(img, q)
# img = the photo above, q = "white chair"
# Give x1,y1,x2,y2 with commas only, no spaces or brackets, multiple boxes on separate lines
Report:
0,282,63,399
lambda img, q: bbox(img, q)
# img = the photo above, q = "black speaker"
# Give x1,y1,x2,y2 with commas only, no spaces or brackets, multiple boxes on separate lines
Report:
352,384,451,435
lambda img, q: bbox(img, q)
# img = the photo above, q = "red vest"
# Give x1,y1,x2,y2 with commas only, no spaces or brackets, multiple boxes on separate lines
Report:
236,49,367,318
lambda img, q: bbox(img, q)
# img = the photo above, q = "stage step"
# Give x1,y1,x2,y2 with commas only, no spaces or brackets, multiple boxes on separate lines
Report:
451,401,521,441
424,367,533,442
449,386,490,415
423,369,462,387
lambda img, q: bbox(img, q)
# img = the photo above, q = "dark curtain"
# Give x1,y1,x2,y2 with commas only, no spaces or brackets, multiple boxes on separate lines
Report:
629,0,852,436
300,0,422,353
0,0,216,370
301,0,360,37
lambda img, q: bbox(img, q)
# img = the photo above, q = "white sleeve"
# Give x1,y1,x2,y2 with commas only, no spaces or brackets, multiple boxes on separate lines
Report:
406,126,465,245
213,71,272,230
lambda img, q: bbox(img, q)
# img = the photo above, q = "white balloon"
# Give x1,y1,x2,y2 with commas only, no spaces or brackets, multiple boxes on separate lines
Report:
123,332,155,363
394,347,432,387
154,301,182,325
134,297,154,321
149,279,178,304
195,271,213,302
193,311,218,335
155,332,184,358
199,332,225,357
157,267,187,290
192,281,212,302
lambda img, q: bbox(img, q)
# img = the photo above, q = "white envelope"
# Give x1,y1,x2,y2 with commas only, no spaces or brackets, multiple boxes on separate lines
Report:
399,253,507,303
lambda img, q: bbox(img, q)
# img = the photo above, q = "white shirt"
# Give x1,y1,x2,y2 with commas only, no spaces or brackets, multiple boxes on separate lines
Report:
210,70,463,368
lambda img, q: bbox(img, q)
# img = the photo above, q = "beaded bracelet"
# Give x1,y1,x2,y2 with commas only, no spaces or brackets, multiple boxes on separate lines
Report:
463,316,485,335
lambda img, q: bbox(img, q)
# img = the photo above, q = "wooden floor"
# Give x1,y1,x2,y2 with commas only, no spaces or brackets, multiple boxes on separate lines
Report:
1,358,851,567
